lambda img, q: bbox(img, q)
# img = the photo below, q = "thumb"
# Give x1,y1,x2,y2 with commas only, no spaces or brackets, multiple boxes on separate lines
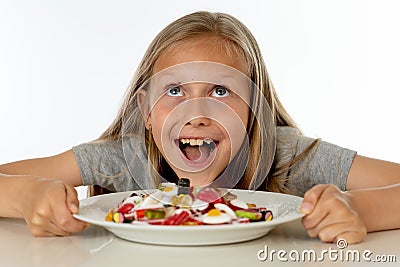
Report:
300,184,328,215
65,185,79,214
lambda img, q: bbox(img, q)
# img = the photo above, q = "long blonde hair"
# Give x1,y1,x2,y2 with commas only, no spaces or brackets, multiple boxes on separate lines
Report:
97,11,318,194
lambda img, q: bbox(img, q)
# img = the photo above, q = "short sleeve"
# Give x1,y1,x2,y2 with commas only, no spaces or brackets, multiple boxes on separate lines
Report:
72,137,149,192
275,127,357,196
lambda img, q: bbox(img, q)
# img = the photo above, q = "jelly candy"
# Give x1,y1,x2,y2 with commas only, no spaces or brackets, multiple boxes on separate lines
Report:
145,209,166,219
192,199,209,211
160,185,178,197
112,212,124,223
180,194,193,208
158,182,176,191
171,195,183,206
135,209,146,219
214,203,237,218
196,187,220,203
117,203,134,214
105,183,275,226
229,199,248,211
164,206,176,218
203,209,232,224
261,210,273,221
105,211,113,222
165,210,190,225
235,210,262,221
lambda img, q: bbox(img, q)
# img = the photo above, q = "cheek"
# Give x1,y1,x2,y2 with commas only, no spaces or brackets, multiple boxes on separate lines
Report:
230,101,249,129
150,104,170,127
228,102,249,154
149,104,177,155
149,106,168,143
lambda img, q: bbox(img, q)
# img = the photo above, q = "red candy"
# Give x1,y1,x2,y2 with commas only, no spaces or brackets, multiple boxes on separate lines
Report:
117,203,135,214
165,210,191,225
106,183,275,226
135,209,146,220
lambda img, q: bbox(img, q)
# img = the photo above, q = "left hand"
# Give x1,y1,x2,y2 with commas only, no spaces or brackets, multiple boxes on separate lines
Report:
300,184,367,244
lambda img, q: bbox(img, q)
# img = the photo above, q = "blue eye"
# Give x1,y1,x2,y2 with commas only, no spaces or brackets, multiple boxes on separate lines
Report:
166,85,183,96
211,85,230,97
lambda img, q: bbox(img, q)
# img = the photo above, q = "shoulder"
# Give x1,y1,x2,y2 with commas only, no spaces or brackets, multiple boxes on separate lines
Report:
72,135,148,174
72,135,149,191
274,126,357,195
73,135,146,157
275,126,356,164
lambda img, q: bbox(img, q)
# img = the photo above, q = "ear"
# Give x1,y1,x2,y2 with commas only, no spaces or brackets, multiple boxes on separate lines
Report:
136,89,151,129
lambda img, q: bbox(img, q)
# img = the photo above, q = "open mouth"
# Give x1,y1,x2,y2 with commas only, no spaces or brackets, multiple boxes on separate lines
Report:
175,138,218,164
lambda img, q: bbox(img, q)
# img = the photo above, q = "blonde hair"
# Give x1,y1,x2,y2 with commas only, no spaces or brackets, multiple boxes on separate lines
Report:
96,11,318,195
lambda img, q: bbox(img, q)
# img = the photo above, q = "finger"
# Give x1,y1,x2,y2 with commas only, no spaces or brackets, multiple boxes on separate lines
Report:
29,228,59,237
301,186,333,229
300,184,329,215
310,221,362,243
49,186,88,233
28,213,71,237
65,185,79,214
334,231,366,245
45,220,72,236
303,185,353,232
65,185,90,229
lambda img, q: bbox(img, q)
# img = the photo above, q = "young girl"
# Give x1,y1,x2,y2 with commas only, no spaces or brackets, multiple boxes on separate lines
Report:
0,11,399,244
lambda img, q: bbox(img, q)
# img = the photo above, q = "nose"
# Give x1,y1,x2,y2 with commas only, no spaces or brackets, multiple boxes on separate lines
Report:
183,83,214,127
186,116,212,127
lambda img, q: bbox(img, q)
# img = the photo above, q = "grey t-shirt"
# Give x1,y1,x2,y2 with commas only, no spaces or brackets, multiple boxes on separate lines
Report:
72,126,356,196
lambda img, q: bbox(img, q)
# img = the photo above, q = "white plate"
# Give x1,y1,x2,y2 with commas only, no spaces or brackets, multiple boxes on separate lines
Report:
73,189,304,246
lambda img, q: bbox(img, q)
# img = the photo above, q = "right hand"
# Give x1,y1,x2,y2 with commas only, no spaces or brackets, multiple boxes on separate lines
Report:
19,177,88,237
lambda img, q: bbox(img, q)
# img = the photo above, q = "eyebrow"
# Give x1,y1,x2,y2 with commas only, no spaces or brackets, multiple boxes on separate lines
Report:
154,72,237,83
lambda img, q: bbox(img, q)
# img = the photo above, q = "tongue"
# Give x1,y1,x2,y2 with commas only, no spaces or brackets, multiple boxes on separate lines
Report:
184,145,210,161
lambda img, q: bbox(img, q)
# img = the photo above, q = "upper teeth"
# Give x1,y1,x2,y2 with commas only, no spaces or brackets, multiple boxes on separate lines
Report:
180,138,213,146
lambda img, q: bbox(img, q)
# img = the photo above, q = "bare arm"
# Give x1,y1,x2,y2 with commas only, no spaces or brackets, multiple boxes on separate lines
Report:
346,155,400,190
345,155,400,232
0,150,87,236
0,149,82,186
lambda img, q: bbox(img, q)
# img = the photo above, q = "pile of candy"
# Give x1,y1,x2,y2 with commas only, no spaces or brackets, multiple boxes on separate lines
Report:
105,178,273,226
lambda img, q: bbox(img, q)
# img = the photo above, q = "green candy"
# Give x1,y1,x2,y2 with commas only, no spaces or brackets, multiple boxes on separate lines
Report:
145,209,166,219
235,210,262,221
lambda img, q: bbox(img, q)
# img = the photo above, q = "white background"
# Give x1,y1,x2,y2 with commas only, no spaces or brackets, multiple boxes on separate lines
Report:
1,0,399,167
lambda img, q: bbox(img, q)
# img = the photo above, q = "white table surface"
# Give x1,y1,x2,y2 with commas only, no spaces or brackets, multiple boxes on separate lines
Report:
0,217,398,267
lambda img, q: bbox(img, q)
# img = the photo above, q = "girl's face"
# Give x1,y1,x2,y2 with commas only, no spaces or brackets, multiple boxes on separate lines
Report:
145,38,250,186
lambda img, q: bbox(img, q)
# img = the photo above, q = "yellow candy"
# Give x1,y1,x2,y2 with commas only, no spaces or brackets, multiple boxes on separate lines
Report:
105,211,113,222
164,186,174,192
207,209,222,216
171,195,183,205
112,212,124,223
